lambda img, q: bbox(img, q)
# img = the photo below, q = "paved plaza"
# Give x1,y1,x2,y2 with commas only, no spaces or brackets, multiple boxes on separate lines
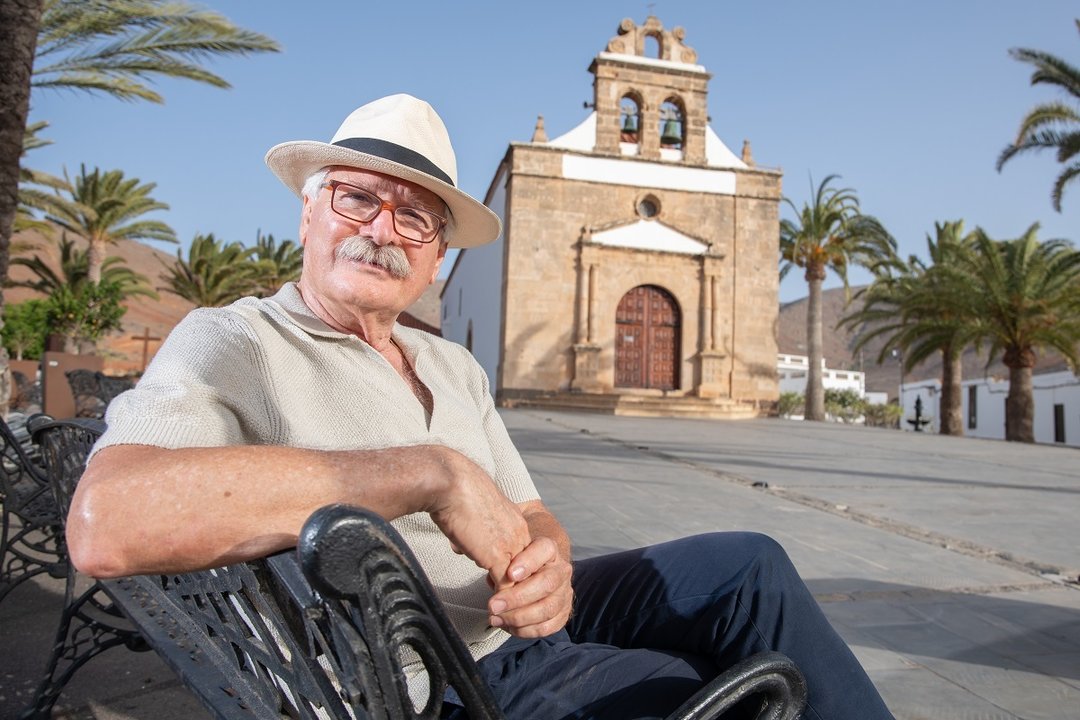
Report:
2,409,1078,719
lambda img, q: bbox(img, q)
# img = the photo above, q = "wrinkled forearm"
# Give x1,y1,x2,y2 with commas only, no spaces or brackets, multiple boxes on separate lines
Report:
67,443,456,578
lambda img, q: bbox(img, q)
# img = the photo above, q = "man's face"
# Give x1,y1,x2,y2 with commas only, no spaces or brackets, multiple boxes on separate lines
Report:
297,166,447,330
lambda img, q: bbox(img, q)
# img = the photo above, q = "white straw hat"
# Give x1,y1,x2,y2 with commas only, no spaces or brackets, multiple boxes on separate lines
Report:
265,94,501,248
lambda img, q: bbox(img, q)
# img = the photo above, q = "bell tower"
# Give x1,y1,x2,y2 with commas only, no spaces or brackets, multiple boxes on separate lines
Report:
590,16,711,164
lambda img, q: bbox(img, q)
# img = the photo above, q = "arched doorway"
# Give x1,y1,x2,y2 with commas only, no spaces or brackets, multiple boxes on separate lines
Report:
615,285,680,390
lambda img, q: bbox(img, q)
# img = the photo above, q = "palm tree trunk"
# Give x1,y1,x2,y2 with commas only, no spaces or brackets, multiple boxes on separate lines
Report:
804,265,826,421
86,237,106,283
939,345,963,436
1004,347,1036,442
0,0,45,415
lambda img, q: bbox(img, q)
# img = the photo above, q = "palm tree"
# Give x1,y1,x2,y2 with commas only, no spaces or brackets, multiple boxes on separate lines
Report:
7,232,158,300
250,231,303,297
0,0,44,414
160,233,258,307
945,224,1080,442
780,174,896,421
841,221,978,435
997,19,1080,211
44,164,176,283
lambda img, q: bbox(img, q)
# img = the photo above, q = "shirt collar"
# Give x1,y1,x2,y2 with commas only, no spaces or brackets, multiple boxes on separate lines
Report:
264,282,426,358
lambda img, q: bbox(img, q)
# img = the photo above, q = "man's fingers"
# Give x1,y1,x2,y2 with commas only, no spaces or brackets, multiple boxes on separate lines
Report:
488,558,573,637
488,587,573,637
505,536,559,583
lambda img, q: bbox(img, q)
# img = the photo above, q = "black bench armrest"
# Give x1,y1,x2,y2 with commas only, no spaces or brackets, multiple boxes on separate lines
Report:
299,504,505,719
666,651,807,720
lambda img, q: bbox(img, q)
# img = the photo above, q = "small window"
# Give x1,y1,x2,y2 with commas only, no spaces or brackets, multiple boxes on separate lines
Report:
967,386,977,429
636,193,660,219
1054,403,1065,443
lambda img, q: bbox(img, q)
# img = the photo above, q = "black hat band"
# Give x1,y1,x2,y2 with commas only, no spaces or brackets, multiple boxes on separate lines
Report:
332,137,454,187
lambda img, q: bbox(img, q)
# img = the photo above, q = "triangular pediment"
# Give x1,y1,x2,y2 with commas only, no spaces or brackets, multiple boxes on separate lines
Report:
591,219,708,255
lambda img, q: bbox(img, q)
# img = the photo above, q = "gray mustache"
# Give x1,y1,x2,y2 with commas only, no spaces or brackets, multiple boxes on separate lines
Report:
335,236,412,278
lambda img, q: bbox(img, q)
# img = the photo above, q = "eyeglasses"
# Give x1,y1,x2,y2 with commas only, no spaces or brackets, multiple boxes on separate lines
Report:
321,180,446,244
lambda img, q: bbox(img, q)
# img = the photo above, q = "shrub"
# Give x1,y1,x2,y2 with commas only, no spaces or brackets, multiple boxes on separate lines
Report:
777,391,804,417
863,402,902,428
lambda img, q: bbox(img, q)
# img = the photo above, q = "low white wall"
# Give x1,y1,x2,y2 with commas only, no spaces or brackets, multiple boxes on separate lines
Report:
901,371,1079,447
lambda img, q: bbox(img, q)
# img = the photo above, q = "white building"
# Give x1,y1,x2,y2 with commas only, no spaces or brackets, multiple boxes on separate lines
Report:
899,369,1079,447
777,354,867,396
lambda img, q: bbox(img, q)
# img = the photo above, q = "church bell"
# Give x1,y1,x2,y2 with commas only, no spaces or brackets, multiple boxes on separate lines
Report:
660,118,682,146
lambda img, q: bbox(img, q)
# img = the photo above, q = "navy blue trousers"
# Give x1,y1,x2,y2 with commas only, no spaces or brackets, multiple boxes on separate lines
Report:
446,532,893,720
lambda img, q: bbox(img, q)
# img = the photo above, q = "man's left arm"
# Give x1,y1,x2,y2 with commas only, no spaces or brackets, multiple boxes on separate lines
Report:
486,499,574,638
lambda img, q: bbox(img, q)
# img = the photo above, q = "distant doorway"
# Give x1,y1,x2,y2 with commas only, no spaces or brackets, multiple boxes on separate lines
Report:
615,285,680,390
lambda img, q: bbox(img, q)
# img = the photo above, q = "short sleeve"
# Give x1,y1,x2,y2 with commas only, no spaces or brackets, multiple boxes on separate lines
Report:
93,308,277,455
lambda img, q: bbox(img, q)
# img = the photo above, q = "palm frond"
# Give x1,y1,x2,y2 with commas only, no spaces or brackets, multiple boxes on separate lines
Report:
1001,27,1080,210
33,0,280,103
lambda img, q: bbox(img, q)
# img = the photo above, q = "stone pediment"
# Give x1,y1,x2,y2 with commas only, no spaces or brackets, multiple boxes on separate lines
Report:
588,219,708,255
604,16,699,66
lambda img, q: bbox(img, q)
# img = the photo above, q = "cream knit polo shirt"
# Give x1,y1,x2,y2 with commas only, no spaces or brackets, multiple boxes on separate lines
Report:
95,282,540,674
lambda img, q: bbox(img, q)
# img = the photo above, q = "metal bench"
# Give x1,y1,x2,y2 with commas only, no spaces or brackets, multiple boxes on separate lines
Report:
0,415,62,607
22,418,808,720
18,417,145,720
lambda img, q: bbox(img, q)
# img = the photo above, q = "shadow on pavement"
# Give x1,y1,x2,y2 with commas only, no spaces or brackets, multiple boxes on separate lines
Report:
806,577,1080,681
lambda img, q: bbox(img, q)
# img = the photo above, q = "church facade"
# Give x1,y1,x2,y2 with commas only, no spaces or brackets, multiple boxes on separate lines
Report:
441,17,782,417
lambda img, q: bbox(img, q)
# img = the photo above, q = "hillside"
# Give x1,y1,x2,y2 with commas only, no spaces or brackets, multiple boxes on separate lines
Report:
776,286,1070,397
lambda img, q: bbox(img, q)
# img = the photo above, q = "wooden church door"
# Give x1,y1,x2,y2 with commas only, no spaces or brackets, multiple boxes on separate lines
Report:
614,285,680,390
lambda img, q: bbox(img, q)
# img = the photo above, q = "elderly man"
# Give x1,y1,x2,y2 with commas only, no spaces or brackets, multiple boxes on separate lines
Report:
68,95,893,720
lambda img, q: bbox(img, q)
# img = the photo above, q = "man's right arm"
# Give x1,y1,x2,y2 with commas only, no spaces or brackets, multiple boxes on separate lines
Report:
67,442,531,584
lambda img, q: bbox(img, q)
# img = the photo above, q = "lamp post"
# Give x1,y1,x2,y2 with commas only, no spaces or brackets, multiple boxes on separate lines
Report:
892,349,905,422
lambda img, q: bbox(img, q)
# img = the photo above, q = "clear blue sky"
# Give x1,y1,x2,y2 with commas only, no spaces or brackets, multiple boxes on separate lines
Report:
26,0,1080,303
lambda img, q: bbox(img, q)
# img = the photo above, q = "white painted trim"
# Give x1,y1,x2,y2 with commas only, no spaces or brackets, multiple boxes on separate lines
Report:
562,154,736,194
596,51,707,74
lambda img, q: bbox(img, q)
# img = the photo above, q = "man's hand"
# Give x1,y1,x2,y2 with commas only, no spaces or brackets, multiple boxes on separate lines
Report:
426,449,531,588
486,502,574,638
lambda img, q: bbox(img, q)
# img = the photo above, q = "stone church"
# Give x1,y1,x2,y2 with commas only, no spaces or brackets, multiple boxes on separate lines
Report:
441,16,781,417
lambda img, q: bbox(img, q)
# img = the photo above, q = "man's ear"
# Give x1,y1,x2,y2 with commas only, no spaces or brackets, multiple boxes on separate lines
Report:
298,195,312,246
429,241,448,284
